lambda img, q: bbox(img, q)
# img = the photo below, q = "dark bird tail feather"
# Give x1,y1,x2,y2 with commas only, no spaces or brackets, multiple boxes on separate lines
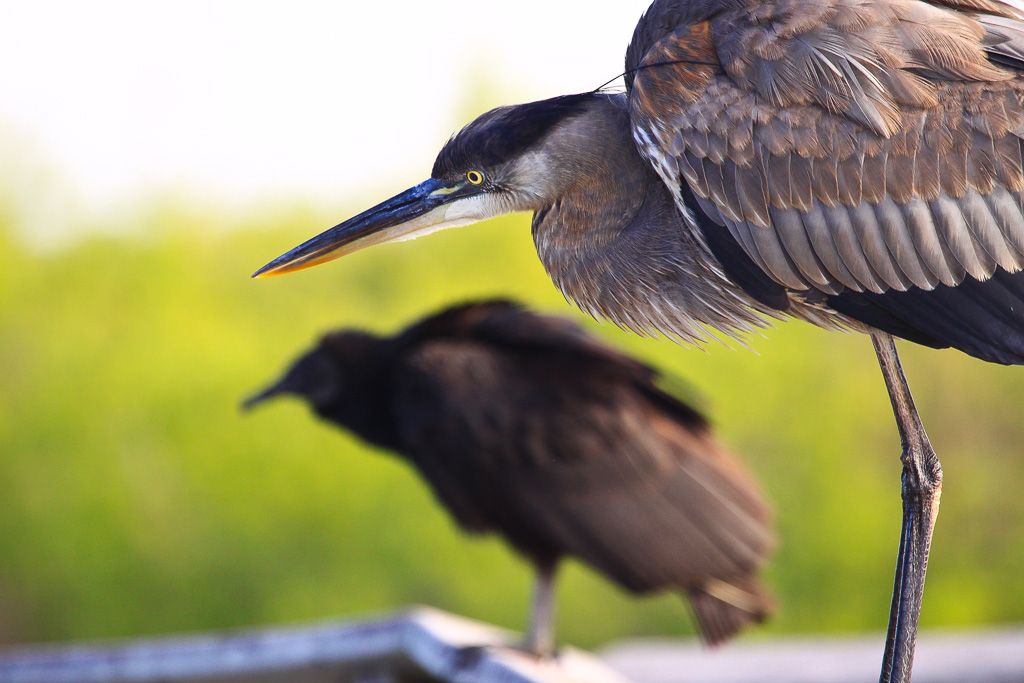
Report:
687,576,773,647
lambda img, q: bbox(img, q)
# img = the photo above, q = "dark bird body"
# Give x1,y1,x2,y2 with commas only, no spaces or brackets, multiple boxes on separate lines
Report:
247,301,774,653
253,1,1024,679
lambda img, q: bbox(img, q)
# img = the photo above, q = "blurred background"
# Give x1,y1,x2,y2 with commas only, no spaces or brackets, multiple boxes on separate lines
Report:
2,0,1023,652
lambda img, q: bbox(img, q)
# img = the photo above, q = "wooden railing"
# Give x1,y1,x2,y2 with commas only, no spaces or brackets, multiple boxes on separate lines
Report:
1,607,1022,682
603,627,1024,682
0,607,627,683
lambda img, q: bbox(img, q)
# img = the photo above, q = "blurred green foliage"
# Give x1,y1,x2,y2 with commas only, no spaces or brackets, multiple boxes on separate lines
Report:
1,170,1024,651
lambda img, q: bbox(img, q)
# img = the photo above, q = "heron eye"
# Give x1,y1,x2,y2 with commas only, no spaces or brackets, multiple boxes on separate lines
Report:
466,170,484,185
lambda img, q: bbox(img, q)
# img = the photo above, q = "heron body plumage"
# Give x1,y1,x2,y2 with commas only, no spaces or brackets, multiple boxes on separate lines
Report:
627,0,1024,362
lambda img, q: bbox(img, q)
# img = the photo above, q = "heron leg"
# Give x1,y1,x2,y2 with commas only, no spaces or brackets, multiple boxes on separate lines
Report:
523,560,559,658
871,332,942,683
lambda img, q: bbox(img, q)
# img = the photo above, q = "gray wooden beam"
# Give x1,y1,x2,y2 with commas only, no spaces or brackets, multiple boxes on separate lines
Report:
602,627,1024,683
0,607,628,683
3,608,1022,683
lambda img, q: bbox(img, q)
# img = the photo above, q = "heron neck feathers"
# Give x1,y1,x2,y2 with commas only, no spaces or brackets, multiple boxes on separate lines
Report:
531,97,768,344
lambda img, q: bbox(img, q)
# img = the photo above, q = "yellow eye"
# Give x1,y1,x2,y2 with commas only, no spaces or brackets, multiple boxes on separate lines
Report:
466,170,484,185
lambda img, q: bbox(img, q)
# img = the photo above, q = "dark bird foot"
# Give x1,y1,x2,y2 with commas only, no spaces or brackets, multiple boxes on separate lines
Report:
451,643,560,670
451,644,489,670
514,643,562,661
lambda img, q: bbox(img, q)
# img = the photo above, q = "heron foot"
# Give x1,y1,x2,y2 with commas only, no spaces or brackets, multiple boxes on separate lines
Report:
871,333,942,683
879,459,942,683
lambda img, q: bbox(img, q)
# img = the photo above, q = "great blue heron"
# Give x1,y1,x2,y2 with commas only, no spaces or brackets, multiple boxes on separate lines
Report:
244,300,774,655
252,0,1024,679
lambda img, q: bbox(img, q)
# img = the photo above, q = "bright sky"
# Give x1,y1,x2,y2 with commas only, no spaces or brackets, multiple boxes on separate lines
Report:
1,1,651,235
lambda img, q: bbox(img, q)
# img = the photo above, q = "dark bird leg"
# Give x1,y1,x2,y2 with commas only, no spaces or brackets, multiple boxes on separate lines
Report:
524,560,558,657
871,333,943,683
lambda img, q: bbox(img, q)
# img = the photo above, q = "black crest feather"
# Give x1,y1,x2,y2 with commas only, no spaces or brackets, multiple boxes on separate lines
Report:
431,93,597,179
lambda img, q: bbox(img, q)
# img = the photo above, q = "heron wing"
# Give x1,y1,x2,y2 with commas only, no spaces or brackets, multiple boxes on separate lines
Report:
628,0,1024,298
391,337,773,596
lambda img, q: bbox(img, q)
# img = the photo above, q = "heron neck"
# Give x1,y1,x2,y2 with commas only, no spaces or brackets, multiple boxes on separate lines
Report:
531,97,767,344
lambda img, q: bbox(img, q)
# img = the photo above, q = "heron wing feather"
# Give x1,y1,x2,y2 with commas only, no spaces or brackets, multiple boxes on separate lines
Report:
628,0,1024,297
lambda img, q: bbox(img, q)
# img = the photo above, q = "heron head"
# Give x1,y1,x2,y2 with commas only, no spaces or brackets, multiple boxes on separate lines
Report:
252,93,601,278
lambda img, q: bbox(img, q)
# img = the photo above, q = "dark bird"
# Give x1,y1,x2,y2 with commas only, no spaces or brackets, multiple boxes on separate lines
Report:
252,0,1024,679
244,301,774,655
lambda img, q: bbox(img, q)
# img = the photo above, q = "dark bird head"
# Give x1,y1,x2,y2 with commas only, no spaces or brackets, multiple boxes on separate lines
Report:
242,345,340,412
243,330,398,448
252,93,607,278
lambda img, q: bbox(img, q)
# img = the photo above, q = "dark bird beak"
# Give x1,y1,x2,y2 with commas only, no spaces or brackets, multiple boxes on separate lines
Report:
252,177,481,278
242,350,340,411
241,379,291,411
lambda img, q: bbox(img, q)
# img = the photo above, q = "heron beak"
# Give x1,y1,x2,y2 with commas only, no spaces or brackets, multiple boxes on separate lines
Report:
252,178,480,278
